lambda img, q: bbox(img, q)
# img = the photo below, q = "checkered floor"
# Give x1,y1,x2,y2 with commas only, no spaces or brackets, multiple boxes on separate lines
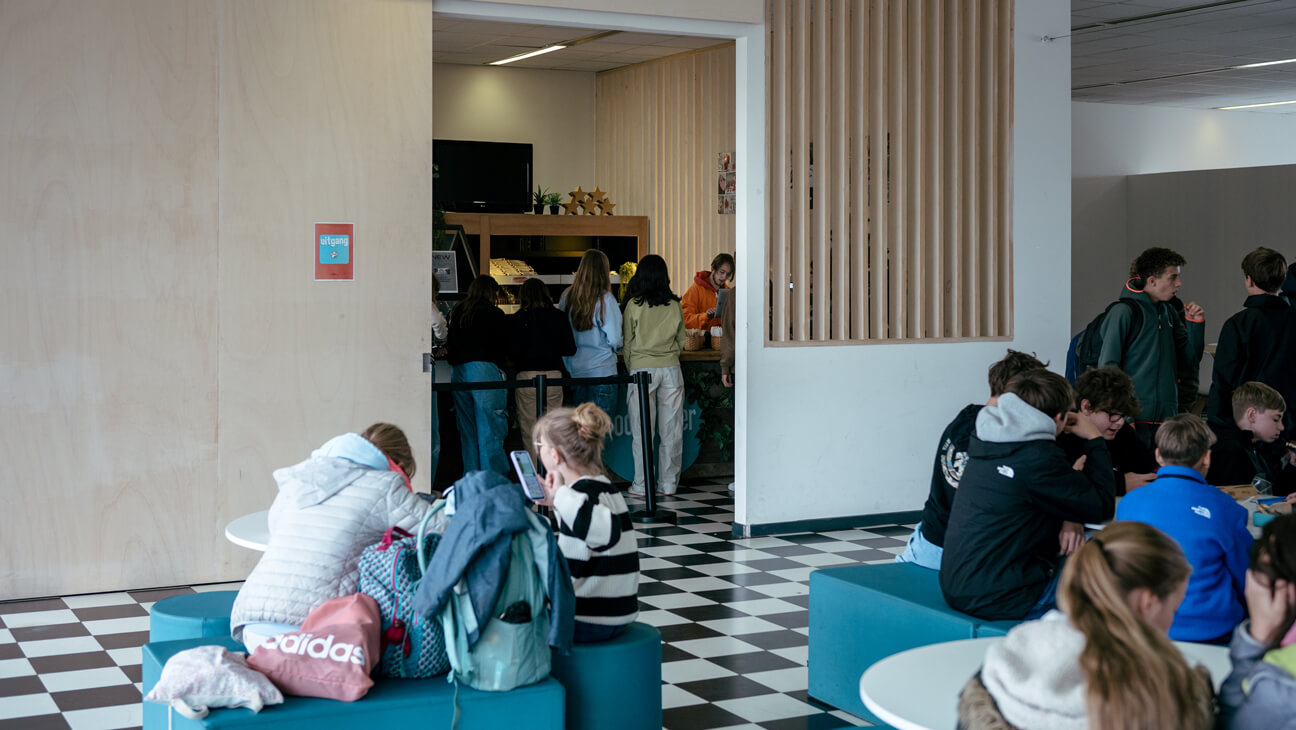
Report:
0,477,911,730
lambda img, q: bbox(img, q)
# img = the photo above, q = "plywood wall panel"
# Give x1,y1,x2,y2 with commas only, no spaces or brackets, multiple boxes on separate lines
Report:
595,45,736,297
0,0,221,598
217,0,434,538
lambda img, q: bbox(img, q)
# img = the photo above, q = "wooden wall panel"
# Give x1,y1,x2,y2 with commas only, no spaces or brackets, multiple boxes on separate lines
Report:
0,0,220,598
766,0,1014,344
218,0,434,565
595,45,736,297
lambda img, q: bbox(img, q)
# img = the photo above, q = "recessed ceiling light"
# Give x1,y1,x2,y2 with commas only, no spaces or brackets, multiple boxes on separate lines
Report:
489,45,567,66
1217,99,1296,110
1234,58,1296,69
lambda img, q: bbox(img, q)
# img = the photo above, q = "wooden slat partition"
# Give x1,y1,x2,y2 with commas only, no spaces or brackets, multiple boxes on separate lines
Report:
766,0,1014,343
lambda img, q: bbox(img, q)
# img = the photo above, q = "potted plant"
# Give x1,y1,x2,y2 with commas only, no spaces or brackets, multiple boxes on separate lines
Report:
544,192,562,214
532,186,547,215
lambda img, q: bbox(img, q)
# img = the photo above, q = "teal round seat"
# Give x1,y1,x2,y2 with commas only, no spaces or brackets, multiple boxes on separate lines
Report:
148,591,238,642
550,622,661,730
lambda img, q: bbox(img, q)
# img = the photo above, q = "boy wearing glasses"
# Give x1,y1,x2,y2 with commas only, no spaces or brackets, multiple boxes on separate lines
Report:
1059,366,1158,495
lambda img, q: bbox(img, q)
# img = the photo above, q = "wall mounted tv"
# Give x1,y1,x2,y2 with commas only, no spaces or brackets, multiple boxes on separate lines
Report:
434,139,533,214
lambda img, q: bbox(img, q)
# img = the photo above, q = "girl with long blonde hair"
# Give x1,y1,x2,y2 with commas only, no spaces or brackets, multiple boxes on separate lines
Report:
558,250,622,418
959,521,1215,730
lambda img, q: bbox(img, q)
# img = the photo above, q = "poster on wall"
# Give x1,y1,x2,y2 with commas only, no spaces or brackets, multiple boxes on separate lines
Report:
315,222,355,281
432,250,458,294
717,152,735,215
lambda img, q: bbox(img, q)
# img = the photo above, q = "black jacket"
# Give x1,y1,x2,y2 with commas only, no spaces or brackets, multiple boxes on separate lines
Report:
1059,424,1157,496
446,304,508,367
918,404,983,548
508,306,577,372
1206,294,1296,431
940,396,1117,620
1206,422,1295,496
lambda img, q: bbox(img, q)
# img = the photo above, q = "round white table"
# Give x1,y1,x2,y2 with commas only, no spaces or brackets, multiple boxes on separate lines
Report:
858,636,1230,730
224,510,269,551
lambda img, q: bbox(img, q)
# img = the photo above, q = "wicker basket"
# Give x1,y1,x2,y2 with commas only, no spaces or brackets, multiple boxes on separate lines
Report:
684,330,704,351
710,335,724,352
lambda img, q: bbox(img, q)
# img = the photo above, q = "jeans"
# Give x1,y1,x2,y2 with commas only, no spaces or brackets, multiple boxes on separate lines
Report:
895,524,943,570
451,361,510,476
573,621,627,643
1024,556,1067,620
572,382,619,419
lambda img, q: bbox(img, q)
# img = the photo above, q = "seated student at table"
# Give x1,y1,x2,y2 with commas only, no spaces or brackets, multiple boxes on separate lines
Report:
1220,514,1296,729
897,349,1046,570
1207,381,1296,496
1115,414,1252,643
940,369,1117,621
958,521,1216,730
230,424,437,648
1058,366,1158,495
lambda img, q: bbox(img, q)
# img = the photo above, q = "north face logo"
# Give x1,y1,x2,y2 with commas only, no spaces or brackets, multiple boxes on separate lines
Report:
997,465,1015,478
1191,505,1211,519
260,632,366,665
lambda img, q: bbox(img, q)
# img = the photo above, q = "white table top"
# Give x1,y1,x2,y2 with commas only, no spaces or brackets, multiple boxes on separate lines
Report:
859,636,1230,730
224,510,269,551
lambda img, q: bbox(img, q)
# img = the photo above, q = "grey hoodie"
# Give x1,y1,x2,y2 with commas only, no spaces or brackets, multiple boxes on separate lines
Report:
975,393,1058,444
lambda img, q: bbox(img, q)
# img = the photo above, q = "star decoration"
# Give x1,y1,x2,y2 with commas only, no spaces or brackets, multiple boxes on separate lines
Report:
577,196,595,215
598,200,616,215
588,187,607,205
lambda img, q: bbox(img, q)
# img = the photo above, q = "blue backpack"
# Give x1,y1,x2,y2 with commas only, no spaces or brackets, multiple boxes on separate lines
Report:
358,503,450,679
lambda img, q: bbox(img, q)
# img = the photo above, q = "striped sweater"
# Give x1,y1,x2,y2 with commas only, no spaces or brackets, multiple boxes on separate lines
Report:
551,476,640,626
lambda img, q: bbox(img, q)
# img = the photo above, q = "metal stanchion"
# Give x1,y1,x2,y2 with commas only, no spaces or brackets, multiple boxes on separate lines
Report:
629,370,677,525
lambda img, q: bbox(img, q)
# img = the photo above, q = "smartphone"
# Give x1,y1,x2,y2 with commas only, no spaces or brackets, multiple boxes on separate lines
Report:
509,450,545,501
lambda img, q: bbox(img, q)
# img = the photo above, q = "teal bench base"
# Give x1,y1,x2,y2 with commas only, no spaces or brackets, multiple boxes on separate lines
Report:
148,591,239,643
142,637,565,730
808,563,1019,723
550,622,662,730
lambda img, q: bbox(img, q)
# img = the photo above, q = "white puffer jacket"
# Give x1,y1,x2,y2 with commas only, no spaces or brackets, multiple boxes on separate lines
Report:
230,451,433,640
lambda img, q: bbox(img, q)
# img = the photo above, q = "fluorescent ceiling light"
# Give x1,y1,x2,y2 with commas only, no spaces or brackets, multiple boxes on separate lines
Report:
1217,99,1296,110
1234,58,1296,69
489,45,566,66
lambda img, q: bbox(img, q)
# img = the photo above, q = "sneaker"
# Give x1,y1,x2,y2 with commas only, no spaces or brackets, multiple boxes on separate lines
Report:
627,486,646,497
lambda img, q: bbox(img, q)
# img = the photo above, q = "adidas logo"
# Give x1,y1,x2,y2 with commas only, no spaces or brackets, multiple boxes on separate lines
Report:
260,632,366,665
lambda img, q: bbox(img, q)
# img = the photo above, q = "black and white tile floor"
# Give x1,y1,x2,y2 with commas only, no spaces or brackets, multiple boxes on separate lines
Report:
0,477,912,730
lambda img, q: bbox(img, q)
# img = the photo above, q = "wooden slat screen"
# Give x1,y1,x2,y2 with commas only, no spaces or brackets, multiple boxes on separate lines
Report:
766,0,1013,343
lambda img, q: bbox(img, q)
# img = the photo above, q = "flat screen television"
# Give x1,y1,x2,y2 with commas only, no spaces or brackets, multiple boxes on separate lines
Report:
434,139,532,214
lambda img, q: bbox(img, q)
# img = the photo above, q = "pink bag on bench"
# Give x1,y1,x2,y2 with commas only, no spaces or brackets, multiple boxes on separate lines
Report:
248,593,381,701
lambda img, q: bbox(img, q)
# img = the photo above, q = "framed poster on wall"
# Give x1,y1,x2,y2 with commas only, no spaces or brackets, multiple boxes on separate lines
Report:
315,222,355,281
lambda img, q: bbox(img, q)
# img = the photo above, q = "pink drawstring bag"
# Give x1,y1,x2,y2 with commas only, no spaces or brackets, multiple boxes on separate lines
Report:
248,594,382,701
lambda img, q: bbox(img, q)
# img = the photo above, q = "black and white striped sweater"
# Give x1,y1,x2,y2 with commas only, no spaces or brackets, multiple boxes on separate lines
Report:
551,476,640,626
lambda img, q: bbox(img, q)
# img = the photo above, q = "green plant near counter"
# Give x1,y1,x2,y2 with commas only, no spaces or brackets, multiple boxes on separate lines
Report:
617,261,637,302
684,367,734,460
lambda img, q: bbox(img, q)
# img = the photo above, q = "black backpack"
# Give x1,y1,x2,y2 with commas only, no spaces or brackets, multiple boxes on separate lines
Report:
1067,300,1143,384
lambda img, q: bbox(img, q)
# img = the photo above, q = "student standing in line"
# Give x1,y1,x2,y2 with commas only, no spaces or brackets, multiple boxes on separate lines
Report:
509,278,576,464
446,275,510,476
1096,247,1206,449
1115,414,1252,644
1207,247,1296,433
958,521,1216,730
681,253,733,331
559,250,623,418
1219,514,1296,729
622,254,686,497
897,350,1047,571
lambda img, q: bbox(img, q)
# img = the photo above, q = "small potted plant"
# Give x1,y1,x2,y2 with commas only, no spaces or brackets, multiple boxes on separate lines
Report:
532,186,548,215
544,192,562,214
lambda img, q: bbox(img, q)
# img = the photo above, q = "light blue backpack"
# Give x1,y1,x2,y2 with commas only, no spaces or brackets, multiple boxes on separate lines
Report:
438,518,551,693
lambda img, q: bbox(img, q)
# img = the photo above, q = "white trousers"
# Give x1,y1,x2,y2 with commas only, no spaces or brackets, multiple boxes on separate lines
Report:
627,365,685,495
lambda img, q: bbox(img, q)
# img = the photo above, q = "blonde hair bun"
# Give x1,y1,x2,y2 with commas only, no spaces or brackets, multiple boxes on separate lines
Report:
572,402,613,442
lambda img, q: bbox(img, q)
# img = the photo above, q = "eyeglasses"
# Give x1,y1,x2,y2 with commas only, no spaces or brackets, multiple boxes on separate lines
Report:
1103,412,1126,423
534,441,547,451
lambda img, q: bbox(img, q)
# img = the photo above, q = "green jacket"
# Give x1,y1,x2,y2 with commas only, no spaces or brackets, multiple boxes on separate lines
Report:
1097,281,1204,424
623,299,685,371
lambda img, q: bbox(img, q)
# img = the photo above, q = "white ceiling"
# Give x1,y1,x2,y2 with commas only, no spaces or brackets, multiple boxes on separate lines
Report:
432,16,728,73
1073,0,1296,112
434,3,1296,112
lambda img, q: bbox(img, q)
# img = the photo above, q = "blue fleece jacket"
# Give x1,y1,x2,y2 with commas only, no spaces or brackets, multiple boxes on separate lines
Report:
1115,465,1253,641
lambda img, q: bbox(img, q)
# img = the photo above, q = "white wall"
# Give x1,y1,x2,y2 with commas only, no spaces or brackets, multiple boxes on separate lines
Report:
736,0,1073,528
434,64,595,200
1072,102,1296,332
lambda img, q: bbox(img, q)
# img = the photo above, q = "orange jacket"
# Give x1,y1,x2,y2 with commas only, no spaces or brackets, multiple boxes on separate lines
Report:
682,270,726,330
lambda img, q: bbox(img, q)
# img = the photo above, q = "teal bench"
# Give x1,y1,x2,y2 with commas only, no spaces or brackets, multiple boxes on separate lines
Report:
807,563,1018,723
142,637,565,730
149,591,239,642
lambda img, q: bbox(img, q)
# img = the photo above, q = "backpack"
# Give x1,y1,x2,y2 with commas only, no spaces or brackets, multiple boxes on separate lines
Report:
439,511,552,693
357,503,450,679
1067,300,1143,384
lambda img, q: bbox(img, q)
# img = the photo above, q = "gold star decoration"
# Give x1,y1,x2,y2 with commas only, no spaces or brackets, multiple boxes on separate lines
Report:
564,186,585,215
598,199,616,215
561,186,617,215
588,187,607,205
578,196,596,215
